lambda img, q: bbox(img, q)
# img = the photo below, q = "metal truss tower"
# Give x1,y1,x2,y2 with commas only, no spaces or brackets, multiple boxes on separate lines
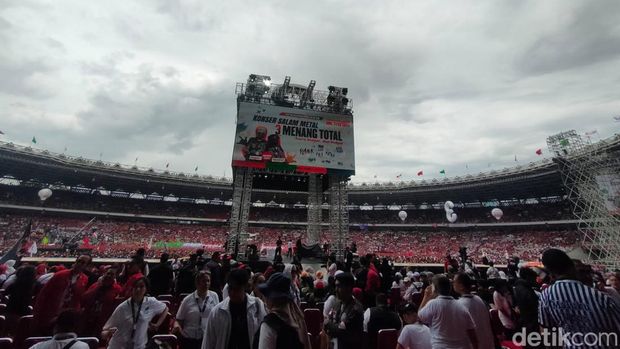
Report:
547,130,620,269
329,175,349,261
227,167,253,258
307,174,322,245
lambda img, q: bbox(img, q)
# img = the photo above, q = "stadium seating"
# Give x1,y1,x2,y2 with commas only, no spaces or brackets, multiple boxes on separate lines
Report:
377,329,398,349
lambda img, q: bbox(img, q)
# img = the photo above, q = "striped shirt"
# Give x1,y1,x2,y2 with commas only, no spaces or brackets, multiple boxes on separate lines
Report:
538,280,620,348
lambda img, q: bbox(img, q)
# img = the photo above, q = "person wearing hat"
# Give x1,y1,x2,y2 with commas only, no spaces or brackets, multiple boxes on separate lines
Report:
255,272,311,349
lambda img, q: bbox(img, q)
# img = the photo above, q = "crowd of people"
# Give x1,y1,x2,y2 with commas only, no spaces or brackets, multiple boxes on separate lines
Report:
0,247,618,349
0,213,580,264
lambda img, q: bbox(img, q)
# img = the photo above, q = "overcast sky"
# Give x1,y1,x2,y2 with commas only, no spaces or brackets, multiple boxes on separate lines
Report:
1,0,619,183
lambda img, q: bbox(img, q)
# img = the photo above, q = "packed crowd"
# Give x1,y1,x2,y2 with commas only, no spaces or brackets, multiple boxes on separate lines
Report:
1,214,580,264
0,247,618,349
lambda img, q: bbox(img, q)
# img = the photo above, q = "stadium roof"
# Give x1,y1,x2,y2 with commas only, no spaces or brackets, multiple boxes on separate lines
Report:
1,134,618,205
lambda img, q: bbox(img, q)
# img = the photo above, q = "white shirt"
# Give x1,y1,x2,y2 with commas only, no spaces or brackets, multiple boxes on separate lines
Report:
397,323,432,349
29,333,90,349
457,294,494,349
363,308,370,332
201,295,266,349
222,284,229,300
323,295,337,323
418,296,476,349
105,297,167,349
176,290,220,339
486,267,499,279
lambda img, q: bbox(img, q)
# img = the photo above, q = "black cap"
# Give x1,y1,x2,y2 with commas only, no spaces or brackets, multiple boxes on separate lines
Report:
258,272,292,300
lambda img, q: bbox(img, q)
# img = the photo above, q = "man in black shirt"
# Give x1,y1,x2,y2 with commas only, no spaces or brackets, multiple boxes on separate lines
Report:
365,293,402,348
148,253,173,297
325,272,364,349
228,297,250,349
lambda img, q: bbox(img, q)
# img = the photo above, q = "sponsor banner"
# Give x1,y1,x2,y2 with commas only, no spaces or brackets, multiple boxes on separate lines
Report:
232,102,355,174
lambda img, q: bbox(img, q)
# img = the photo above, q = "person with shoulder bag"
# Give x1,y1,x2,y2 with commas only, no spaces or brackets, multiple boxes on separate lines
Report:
254,272,311,349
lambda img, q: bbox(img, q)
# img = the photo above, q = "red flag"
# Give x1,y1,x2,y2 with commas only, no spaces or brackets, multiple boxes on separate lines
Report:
535,149,542,155
417,170,423,176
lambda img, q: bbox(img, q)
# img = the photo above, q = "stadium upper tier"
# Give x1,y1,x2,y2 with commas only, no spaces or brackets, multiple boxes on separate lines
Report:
1,134,619,205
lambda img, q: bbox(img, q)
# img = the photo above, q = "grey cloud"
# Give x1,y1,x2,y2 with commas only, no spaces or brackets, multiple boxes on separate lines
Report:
0,16,10,30
517,1,620,75
0,58,56,99
2,0,619,180
74,63,231,157
44,37,65,51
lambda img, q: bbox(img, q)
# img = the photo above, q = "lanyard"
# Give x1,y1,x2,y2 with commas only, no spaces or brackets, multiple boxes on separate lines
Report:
130,299,143,339
195,293,209,326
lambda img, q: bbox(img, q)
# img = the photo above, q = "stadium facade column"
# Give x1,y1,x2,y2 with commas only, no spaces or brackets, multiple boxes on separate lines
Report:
307,174,322,245
548,130,620,270
328,175,349,261
227,167,253,258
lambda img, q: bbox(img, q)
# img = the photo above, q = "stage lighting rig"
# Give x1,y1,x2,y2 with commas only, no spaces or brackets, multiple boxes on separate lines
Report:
327,85,349,112
245,74,272,98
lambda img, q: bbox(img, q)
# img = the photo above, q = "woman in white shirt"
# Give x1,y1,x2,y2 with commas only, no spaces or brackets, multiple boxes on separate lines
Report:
174,270,220,349
102,277,169,349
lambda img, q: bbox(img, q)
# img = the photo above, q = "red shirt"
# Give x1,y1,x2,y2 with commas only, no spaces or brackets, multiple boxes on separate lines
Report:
81,281,122,336
33,269,88,330
366,264,381,293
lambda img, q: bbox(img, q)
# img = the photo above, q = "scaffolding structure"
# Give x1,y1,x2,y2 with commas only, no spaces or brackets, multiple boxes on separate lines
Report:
307,174,322,245
547,130,620,269
329,175,350,260
227,167,253,257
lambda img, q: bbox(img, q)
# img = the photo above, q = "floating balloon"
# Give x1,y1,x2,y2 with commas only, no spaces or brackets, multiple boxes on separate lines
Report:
491,208,503,220
38,188,52,201
444,200,458,223
444,201,454,210
398,210,407,222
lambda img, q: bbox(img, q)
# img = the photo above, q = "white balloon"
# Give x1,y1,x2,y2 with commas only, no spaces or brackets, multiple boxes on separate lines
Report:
38,188,53,201
398,210,407,222
444,200,457,222
444,201,454,210
491,208,503,220
447,213,458,223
